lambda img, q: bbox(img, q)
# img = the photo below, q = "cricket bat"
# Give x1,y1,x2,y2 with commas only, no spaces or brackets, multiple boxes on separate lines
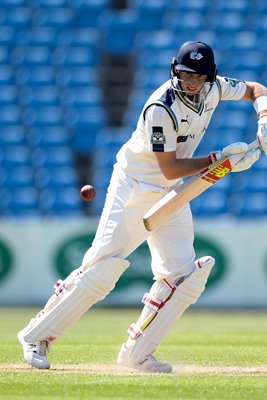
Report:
143,140,259,231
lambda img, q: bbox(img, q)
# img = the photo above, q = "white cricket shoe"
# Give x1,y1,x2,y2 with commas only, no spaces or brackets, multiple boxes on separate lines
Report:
17,329,50,369
117,344,172,373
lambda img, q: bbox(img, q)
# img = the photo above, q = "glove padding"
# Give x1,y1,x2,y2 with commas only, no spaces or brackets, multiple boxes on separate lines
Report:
213,142,248,160
210,142,261,173
230,148,261,172
257,115,267,155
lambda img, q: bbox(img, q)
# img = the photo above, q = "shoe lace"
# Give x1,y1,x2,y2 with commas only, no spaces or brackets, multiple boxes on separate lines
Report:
35,340,49,356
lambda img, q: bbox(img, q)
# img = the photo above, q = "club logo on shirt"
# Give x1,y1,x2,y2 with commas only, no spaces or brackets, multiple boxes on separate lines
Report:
181,115,189,124
151,127,166,144
177,133,195,143
223,77,244,87
151,126,166,152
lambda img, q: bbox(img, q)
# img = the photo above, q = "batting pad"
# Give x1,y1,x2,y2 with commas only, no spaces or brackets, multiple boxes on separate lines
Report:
125,256,214,363
24,257,130,343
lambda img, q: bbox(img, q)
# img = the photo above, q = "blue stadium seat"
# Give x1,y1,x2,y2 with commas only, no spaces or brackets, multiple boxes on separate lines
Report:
191,189,229,217
61,86,104,108
16,66,56,86
0,187,12,214
128,0,166,30
40,187,83,216
20,27,58,47
134,30,176,52
229,31,259,51
228,70,259,83
127,88,151,113
169,0,209,12
230,50,264,73
32,8,75,28
31,0,68,6
66,106,107,152
257,32,267,52
219,100,252,113
252,153,267,172
137,49,174,71
232,171,267,193
212,128,246,149
162,11,205,32
72,0,108,7
0,167,6,185
0,105,21,125
207,12,245,33
0,125,26,145
94,126,131,149
99,9,150,54
32,146,74,168
3,7,32,28
28,126,72,147
209,110,249,132
35,166,79,189
57,66,99,87
230,192,267,217
215,0,251,13
0,46,9,64
21,86,60,107
0,0,27,6
0,65,14,84
93,127,130,158
1,145,31,167
0,26,17,46
196,31,221,50
52,46,96,67
0,85,18,104
2,166,35,188
251,16,267,37
23,106,64,127
12,46,51,66
133,70,167,90
73,0,109,28
3,187,39,214
58,28,99,49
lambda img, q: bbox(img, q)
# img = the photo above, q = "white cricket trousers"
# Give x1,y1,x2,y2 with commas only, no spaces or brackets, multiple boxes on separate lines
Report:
82,166,196,281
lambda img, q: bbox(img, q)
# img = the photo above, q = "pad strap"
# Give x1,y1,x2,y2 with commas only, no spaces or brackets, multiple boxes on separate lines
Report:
127,323,142,340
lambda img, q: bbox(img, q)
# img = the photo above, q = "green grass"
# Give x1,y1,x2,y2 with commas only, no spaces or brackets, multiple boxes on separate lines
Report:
0,308,267,399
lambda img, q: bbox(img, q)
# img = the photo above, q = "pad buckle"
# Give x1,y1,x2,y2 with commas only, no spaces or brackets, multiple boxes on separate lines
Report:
142,292,162,311
127,323,142,340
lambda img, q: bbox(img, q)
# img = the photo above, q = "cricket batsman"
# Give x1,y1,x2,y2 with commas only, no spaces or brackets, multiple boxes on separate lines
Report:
18,41,267,373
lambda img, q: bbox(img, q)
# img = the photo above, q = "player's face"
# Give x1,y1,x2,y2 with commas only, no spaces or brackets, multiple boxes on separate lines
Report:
179,71,208,97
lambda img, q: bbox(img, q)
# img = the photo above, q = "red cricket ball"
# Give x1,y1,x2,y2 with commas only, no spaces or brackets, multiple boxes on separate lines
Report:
80,185,96,201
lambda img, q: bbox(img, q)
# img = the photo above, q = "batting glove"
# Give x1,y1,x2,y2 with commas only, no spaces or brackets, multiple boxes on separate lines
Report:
257,114,267,155
230,148,261,172
209,142,261,172
209,142,248,163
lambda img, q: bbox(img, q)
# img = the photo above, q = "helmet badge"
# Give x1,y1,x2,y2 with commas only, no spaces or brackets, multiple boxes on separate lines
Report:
190,52,203,61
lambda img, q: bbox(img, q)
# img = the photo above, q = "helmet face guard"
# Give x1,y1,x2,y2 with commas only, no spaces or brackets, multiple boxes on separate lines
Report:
170,41,217,106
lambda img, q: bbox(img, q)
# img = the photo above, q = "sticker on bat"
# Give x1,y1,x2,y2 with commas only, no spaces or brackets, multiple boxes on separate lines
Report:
202,159,232,183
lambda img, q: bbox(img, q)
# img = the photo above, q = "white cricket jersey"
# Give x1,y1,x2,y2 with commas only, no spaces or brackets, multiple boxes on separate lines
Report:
116,75,247,188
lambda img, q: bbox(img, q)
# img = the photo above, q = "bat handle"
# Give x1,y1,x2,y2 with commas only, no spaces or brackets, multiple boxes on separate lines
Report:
248,139,259,150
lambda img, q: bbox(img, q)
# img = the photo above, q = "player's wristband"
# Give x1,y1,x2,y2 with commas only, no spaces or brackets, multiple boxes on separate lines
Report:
208,152,218,164
253,96,267,115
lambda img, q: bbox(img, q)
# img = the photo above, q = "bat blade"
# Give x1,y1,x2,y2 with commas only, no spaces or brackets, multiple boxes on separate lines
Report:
143,157,232,231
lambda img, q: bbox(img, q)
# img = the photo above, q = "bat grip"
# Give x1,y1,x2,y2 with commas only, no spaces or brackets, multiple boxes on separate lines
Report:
248,139,259,150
